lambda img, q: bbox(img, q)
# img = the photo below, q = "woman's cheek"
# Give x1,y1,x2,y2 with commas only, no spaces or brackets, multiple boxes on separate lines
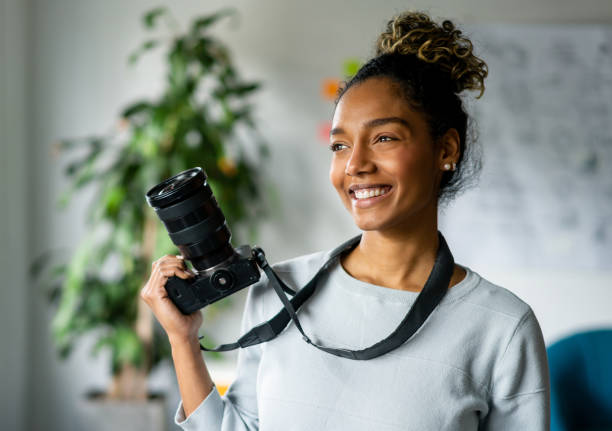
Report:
329,156,343,188
329,157,352,208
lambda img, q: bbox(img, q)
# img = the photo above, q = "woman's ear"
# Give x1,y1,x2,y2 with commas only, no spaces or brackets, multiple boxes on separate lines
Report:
438,128,461,167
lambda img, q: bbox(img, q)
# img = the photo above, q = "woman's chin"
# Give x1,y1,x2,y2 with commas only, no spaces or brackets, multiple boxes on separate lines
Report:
351,216,388,232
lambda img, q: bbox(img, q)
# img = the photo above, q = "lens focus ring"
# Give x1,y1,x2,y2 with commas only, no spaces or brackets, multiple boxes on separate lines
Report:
168,210,226,245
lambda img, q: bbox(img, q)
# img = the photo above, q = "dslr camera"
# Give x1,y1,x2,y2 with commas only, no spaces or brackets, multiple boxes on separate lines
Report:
146,167,262,314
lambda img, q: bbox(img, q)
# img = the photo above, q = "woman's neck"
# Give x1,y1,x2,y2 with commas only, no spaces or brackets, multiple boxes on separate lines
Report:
341,210,453,292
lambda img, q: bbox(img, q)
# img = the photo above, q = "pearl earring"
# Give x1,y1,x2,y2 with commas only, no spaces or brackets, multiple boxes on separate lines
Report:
443,163,451,171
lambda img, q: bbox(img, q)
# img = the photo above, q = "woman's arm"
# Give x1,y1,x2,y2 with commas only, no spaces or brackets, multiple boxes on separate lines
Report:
169,334,214,418
142,254,262,430
480,309,551,430
140,255,213,417
173,279,265,430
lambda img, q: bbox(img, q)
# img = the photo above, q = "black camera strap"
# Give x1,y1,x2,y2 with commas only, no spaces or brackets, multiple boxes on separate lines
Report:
199,231,455,360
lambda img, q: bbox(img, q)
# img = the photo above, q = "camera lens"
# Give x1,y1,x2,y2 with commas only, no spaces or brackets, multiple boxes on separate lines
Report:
158,174,193,195
146,167,235,271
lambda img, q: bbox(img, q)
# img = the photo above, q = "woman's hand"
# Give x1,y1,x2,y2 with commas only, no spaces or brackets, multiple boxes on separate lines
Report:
140,255,203,345
142,255,215,417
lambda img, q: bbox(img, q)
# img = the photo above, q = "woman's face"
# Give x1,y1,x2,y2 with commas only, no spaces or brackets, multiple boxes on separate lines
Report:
329,77,448,233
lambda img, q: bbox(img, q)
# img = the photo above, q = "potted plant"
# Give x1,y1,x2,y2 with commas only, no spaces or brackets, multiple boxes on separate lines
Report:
35,6,268,429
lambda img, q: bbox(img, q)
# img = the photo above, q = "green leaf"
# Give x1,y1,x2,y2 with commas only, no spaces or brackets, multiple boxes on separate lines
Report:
128,39,160,65
122,101,152,118
30,249,56,278
58,148,104,209
102,184,126,217
191,8,235,34
51,234,95,354
113,326,144,369
143,7,167,29
92,335,112,356
154,223,177,258
213,82,260,99
64,138,103,177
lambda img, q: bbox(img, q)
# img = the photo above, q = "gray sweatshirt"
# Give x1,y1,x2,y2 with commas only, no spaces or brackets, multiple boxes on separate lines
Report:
175,248,550,430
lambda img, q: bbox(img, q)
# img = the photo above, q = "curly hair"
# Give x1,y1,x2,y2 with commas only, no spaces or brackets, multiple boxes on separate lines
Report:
335,11,489,203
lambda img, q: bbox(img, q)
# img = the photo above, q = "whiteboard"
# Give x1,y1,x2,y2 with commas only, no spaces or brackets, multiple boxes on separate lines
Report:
441,25,612,271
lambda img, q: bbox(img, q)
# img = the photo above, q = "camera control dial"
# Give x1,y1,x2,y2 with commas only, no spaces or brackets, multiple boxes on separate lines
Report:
211,269,235,291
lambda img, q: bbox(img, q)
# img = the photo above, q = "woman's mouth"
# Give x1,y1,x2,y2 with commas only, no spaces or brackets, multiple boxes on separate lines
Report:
349,185,392,208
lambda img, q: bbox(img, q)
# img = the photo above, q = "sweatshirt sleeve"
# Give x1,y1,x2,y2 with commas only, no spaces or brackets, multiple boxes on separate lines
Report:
480,308,551,430
174,278,267,431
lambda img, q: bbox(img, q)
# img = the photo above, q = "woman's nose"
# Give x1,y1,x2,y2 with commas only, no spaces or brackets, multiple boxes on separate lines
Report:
345,146,375,176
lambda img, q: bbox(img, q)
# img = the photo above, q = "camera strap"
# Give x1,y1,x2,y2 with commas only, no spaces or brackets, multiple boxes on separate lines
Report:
199,231,454,360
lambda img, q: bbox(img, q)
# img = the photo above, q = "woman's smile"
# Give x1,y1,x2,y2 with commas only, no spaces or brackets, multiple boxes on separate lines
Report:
349,184,393,208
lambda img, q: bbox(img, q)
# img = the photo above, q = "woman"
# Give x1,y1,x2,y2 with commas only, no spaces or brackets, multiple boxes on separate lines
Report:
141,11,550,430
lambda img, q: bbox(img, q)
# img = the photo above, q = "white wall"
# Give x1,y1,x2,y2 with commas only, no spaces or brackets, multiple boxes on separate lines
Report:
2,0,611,430
0,1,30,430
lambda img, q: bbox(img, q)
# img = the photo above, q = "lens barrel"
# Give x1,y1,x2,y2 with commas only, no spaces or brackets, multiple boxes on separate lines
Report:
146,167,235,271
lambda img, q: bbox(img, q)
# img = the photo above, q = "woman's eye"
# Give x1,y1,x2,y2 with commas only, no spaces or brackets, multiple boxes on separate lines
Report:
329,143,347,152
377,135,394,143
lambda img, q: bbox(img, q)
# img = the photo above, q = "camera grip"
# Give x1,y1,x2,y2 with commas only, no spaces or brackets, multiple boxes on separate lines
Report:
164,275,200,315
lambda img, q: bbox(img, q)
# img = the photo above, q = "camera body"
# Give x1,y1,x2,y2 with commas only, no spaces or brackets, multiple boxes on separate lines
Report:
146,167,262,314
164,245,260,314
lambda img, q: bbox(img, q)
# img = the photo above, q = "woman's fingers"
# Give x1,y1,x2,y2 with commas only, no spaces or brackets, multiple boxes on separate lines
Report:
152,254,185,270
158,263,193,280
151,255,193,279
141,255,194,304
141,254,205,341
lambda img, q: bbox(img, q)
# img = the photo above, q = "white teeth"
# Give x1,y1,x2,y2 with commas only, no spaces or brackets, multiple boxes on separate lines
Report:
353,187,389,199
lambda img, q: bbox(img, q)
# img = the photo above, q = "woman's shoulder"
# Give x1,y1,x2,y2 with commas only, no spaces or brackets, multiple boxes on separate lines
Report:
244,249,330,317
270,249,330,290
456,266,536,325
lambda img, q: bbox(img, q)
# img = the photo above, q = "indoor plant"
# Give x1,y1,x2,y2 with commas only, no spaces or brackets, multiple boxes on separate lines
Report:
37,6,268,407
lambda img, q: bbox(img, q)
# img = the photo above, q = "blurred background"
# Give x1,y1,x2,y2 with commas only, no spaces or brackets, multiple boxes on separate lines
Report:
2,0,611,430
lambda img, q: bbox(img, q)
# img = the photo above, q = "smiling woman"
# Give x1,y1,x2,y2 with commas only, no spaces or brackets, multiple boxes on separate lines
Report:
328,78,464,291
330,84,444,229
142,10,550,431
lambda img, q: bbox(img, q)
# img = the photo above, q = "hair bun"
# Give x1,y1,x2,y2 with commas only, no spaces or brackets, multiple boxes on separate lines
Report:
376,11,488,98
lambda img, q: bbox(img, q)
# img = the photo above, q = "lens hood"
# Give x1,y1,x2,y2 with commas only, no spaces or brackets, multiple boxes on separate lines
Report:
146,167,207,209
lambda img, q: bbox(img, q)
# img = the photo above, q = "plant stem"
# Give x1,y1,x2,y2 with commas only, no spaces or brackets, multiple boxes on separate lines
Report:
109,213,157,399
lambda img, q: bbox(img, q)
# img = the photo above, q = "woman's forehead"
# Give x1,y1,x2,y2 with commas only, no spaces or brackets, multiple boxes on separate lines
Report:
332,78,423,130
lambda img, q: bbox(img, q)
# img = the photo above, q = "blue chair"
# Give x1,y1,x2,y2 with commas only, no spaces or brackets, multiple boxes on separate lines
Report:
547,329,612,431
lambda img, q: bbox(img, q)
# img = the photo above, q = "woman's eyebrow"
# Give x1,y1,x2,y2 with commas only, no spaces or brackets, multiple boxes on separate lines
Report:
364,117,410,129
329,117,410,138
329,127,346,137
